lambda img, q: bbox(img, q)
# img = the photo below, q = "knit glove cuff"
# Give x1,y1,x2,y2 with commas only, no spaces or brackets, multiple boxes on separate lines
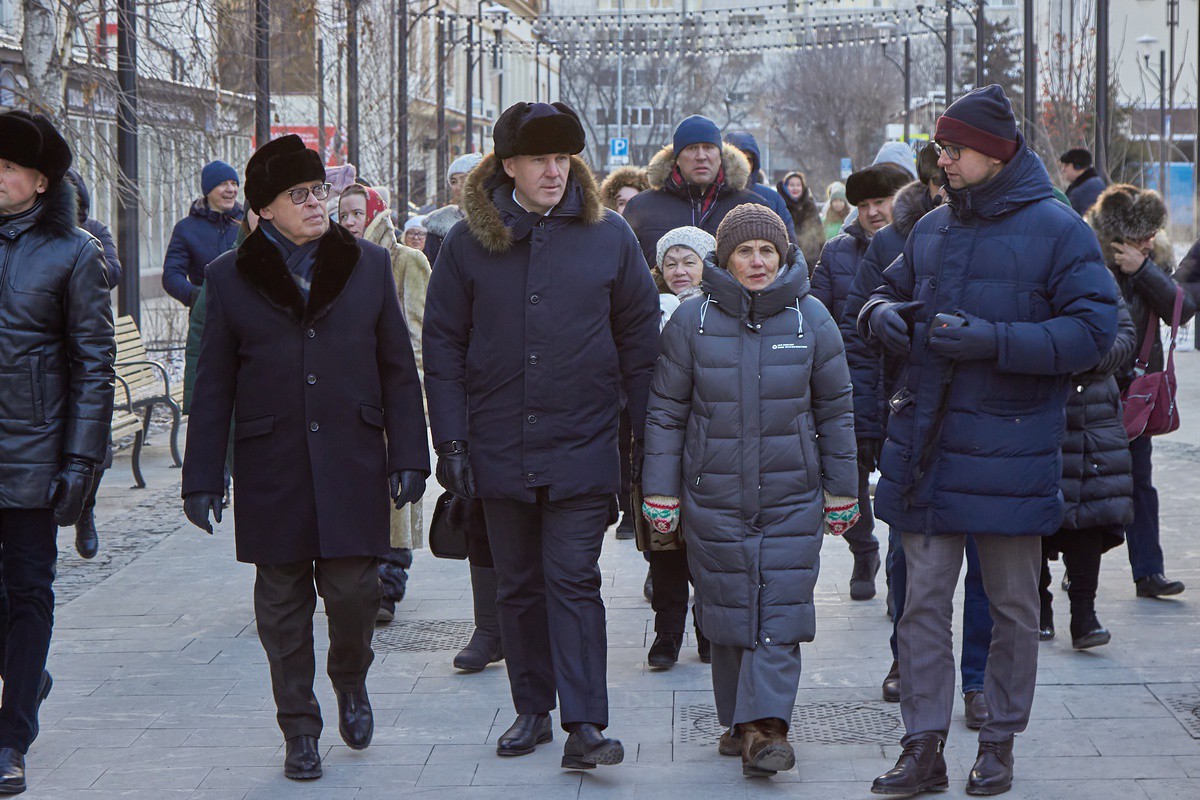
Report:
823,492,861,536
642,494,681,534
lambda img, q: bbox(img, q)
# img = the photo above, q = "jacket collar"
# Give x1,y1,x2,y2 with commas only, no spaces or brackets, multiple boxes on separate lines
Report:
191,197,245,224
890,180,938,237
235,222,361,326
700,249,810,327
645,143,752,196
1066,166,1101,194
944,136,1054,222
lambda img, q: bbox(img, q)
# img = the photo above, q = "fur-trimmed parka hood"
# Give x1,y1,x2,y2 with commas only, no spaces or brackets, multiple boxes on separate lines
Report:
1,179,80,241
644,143,752,194
423,204,464,239
891,181,939,238
1086,183,1174,274
599,165,650,210
460,152,604,254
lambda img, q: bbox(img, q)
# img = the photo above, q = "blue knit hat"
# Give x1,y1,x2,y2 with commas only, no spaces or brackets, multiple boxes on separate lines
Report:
934,85,1020,162
201,160,239,197
673,115,722,157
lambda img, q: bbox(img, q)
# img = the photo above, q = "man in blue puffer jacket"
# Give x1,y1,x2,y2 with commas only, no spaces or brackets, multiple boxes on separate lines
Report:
161,160,245,306
861,86,1117,798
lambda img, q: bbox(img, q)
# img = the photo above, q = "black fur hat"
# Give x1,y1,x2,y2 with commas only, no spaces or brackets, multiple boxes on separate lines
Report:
244,134,326,212
845,163,912,206
1088,183,1167,244
0,111,72,184
493,102,586,160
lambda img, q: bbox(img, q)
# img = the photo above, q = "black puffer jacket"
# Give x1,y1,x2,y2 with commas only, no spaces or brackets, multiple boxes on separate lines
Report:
0,181,116,509
1058,295,1137,534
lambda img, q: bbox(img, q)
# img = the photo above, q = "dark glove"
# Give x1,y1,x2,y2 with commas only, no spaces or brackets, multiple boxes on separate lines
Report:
390,470,427,509
49,457,97,527
928,312,998,362
630,438,645,486
869,301,922,355
434,441,476,500
857,437,883,473
183,492,223,534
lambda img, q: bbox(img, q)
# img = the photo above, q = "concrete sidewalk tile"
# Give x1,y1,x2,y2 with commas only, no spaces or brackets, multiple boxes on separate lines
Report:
417,762,479,785
1138,778,1200,799
90,765,214,791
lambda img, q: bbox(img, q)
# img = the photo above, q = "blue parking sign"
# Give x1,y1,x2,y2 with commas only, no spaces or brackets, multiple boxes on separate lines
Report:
610,138,629,158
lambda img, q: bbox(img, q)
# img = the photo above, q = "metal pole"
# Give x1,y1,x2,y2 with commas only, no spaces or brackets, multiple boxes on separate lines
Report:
465,18,474,154
116,0,139,323
1095,0,1109,176
617,0,624,143
1023,0,1036,143
975,0,984,89
388,0,395,190
1159,49,1167,198
318,37,327,161
397,1,409,212
904,36,911,142
478,14,486,153
944,0,953,106
535,39,541,103
347,0,359,167
254,0,270,145
436,11,447,207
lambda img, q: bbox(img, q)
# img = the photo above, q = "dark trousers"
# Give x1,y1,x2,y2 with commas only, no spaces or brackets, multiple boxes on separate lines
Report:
646,548,692,634
844,462,879,555
1126,435,1163,580
254,556,379,740
889,529,992,693
0,509,56,753
617,409,633,520
1042,530,1107,639
81,467,104,516
482,491,611,729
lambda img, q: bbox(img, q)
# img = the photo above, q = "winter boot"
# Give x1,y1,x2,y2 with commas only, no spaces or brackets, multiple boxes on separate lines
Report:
453,565,504,672
74,510,98,559
850,551,880,601
741,718,795,777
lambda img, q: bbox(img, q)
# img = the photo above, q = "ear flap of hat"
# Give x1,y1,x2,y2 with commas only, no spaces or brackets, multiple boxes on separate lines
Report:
1091,183,1167,243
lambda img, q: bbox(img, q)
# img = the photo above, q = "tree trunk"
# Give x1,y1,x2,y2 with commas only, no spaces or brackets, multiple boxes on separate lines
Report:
21,0,67,119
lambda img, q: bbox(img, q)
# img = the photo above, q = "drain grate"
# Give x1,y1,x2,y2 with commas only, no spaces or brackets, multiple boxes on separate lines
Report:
1153,691,1200,739
677,702,902,745
373,619,476,652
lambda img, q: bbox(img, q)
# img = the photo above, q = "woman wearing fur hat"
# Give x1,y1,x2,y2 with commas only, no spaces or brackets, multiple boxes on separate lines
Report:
777,171,826,269
0,111,115,794
1086,184,1196,600
642,204,857,778
339,185,432,623
600,166,649,216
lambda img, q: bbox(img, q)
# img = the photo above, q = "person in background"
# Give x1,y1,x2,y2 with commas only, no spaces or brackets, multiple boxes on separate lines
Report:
777,170,826,269
642,203,857,779
724,131,799,245
1060,147,1107,216
62,167,122,561
600,166,650,217
402,216,428,251
161,160,244,307
1087,184,1196,600
339,184,433,623
423,152,484,265
823,181,849,239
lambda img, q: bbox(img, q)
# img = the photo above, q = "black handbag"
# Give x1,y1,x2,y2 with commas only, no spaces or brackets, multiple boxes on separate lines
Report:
428,491,485,560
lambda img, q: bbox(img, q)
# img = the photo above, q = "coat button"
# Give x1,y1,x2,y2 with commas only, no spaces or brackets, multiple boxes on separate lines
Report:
755,323,762,329
526,472,536,482
764,637,771,644
529,354,539,365
307,329,316,338
307,374,317,385
530,294,540,304
309,421,320,432
527,414,537,424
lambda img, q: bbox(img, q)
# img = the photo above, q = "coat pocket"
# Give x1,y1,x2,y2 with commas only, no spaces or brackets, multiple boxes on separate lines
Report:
361,403,385,429
235,414,275,440
0,365,37,422
798,414,820,485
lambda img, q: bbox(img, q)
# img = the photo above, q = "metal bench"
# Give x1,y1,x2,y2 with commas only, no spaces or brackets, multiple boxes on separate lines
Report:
110,372,147,487
114,315,183,485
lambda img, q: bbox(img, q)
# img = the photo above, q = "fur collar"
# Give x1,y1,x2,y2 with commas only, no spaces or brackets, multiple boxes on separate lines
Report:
235,222,362,326
12,180,79,241
645,143,752,193
891,181,937,238
460,152,604,254
423,204,464,239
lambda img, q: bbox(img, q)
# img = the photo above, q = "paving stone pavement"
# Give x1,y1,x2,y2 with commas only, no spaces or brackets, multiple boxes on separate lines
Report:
16,357,1200,799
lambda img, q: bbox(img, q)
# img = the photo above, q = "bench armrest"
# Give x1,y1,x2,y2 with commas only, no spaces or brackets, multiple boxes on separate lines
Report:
115,359,176,402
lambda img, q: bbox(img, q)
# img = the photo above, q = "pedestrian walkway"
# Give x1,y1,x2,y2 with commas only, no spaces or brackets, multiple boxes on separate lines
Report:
20,360,1200,799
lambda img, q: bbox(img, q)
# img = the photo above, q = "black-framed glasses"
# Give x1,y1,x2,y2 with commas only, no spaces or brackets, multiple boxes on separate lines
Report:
286,183,332,205
933,142,963,161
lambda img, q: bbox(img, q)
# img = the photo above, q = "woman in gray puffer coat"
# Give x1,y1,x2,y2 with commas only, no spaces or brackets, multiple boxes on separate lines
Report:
641,205,857,778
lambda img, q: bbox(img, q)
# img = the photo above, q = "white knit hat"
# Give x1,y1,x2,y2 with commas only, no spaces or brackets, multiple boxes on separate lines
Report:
656,226,716,270
447,152,485,184
403,215,427,232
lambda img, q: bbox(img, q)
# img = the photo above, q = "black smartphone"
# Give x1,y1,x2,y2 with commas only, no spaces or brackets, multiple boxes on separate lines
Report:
933,312,966,329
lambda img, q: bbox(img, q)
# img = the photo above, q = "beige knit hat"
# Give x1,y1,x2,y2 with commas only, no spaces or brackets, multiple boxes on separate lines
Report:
715,204,790,268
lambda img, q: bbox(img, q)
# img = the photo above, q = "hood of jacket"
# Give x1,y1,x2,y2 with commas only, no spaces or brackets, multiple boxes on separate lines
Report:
645,143,752,194
423,203,464,239
65,167,91,224
777,178,819,218
873,141,918,179
460,152,604,254
700,248,810,326
724,130,762,175
944,136,1054,222
189,197,245,224
891,180,938,238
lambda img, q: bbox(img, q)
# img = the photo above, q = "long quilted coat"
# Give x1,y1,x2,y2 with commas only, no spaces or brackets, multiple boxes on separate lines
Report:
858,140,1118,538
642,257,856,649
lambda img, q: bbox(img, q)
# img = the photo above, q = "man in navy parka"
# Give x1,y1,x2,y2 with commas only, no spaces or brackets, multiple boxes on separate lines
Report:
860,86,1117,798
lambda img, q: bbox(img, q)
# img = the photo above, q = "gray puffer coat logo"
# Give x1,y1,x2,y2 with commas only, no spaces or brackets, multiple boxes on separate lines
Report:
642,254,856,649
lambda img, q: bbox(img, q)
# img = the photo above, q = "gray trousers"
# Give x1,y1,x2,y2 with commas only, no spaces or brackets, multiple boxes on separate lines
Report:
710,642,803,728
898,532,1041,745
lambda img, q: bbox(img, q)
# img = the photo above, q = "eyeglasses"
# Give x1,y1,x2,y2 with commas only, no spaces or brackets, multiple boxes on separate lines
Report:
933,142,963,161
286,183,332,205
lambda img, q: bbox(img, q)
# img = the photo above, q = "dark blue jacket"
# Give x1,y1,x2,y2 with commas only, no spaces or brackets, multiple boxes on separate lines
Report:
724,131,798,244
811,220,870,325
839,181,935,440
65,168,121,288
162,198,244,306
858,142,1118,537
423,154,660,501
1065,167,1106,216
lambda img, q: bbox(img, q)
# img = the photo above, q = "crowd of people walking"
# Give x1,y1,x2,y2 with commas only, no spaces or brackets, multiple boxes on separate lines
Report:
0,81,1198,798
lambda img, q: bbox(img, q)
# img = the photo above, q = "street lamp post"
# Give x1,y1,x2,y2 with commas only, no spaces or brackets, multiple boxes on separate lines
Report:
254,0,270,145
875,21,910,142
1022,0,1036,144
347,0,360,166
1097,0,1110,176
116,0,140,323
944,0,953,106
616,0,624,146
436,10,447,206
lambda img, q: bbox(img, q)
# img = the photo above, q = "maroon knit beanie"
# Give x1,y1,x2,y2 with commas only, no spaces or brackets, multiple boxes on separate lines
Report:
934,85,1020,162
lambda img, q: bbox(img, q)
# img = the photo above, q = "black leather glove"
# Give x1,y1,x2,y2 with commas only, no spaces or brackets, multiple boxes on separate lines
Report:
184,493,224,534
857,437,883,474
49,457,97,527
631,438,645,486
434,441,476,500
869,302,921,355
390,470,427,509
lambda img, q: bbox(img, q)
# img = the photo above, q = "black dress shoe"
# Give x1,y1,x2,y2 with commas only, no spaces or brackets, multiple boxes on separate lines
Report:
871,733,947,796
1136,573,1185,598
75,511,98,559
0,748,25,795
284,735,322,780
1038,620,1055,641
615,514,635,540
335,688,373,750
850,551,881,601
647,633,682,669
964,691,989,730
562,723,624,770
496,713,553,756
643,567,653,602
882,659,901,703
966,738,1014,795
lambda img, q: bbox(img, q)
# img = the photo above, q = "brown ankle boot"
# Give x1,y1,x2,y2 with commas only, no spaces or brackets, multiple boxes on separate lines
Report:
718,724,742,756
741,718,795,777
